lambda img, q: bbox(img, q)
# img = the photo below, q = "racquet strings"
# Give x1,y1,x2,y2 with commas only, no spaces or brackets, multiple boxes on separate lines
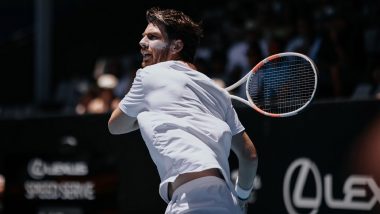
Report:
248,55,316,114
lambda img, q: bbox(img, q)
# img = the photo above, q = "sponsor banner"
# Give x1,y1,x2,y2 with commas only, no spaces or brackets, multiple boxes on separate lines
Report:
0,100,379,213
231,100,380,213
283,158,380,214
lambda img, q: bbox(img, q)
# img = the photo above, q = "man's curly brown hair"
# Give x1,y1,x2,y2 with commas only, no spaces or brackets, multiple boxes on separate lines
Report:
146,7,203,63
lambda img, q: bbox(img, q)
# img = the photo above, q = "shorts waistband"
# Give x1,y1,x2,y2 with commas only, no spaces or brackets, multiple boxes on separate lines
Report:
171,176,226,199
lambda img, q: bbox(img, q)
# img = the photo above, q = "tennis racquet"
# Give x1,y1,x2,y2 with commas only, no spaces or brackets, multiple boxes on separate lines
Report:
225,52,318,117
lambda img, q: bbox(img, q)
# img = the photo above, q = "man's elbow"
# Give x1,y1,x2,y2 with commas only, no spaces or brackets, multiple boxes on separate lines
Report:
242,149,258,166
244,152,258,165
108,122,118,135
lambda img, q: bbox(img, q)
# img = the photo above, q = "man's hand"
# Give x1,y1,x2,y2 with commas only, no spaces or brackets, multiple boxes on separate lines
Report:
237,190,255,214
238,197,249,213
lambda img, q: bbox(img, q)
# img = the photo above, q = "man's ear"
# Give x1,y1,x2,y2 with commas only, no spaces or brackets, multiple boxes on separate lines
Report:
170,40,184,54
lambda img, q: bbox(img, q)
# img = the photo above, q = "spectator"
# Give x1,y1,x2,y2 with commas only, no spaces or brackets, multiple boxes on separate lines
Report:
76,73,120,114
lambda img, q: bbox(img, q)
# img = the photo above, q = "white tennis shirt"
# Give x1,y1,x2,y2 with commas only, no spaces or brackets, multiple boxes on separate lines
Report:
119,61,245,203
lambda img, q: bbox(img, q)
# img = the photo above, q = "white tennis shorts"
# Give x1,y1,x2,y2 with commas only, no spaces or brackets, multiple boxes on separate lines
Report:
165,176,243,214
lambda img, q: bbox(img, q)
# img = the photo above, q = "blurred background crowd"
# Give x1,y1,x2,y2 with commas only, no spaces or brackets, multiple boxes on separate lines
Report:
1,0,379,117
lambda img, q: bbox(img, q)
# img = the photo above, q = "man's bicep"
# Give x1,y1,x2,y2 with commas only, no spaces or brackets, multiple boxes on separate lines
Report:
231,131,245,156
108,107,139,135
231,131,256,159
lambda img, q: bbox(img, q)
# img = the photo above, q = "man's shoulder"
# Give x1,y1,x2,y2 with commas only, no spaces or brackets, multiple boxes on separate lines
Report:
142,61,173,71
143,61,195,72
141,61,194,79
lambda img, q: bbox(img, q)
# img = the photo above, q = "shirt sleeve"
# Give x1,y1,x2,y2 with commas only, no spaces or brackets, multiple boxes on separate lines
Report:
119,69,145,117
225,103,245,135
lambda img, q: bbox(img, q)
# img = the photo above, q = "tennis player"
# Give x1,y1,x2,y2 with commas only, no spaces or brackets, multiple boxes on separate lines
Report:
108,7,258,214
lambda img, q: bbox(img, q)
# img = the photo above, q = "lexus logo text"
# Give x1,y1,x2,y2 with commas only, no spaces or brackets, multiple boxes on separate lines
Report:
283,158,380,214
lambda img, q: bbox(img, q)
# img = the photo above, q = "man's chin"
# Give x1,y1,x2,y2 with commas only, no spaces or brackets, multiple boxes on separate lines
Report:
141,60,153,68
